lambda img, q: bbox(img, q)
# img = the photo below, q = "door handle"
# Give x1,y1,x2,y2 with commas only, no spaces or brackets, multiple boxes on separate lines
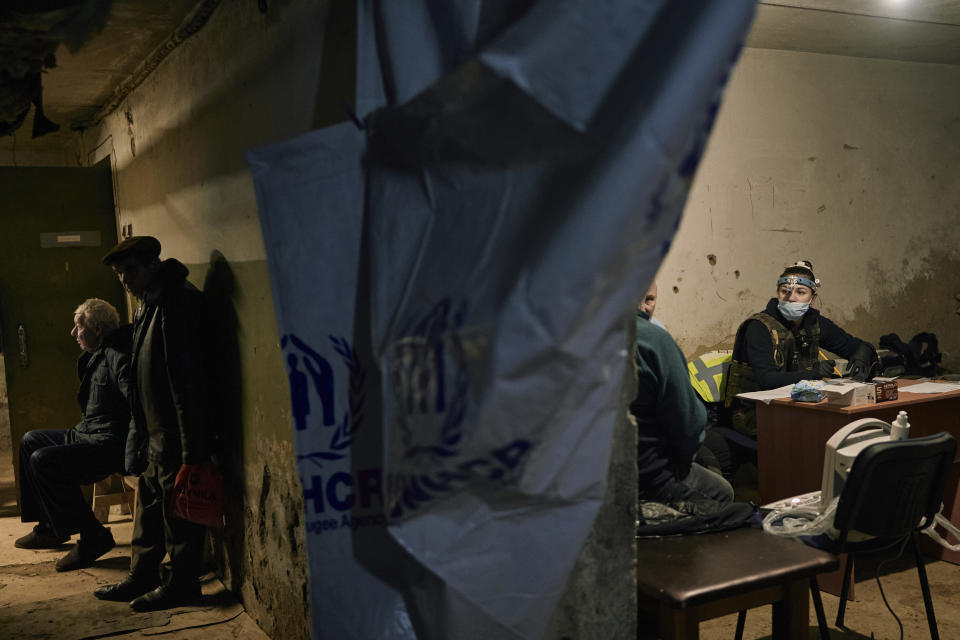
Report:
17,323,28,368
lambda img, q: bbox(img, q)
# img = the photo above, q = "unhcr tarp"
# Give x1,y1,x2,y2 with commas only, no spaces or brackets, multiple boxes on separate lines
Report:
246,1,756,638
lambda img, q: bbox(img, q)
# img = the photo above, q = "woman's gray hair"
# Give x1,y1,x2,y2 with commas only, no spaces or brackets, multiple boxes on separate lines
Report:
74,298,120,335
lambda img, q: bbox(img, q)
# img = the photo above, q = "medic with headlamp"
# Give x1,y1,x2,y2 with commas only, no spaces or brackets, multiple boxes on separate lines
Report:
723,260,879,439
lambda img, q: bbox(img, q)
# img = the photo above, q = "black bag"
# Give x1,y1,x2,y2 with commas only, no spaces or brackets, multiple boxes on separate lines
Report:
878,332,941,377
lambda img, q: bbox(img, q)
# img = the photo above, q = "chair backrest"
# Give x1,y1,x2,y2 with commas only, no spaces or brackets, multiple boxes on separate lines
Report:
834,432,956,541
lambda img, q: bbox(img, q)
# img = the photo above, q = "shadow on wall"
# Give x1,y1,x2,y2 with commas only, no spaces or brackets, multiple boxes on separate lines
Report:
0,353,9,455
202,250,245,592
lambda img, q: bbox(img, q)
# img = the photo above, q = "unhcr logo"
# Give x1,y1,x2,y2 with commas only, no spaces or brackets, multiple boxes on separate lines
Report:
283,333,365,464
385,298,534,519
389,298,470,463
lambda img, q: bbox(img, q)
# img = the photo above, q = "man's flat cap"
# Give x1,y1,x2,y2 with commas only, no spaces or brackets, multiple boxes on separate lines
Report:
102,236,161,265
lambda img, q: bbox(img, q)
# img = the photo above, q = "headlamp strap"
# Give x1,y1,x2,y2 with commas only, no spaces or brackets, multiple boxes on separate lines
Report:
777,275,818,290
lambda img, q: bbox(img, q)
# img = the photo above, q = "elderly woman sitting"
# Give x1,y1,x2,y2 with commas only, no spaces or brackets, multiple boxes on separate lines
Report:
15,298,132,572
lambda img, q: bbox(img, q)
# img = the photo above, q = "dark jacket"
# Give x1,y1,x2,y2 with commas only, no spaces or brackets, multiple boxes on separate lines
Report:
630,311,706,494
738,298,871,389
74,324,133,441
125,258,208,473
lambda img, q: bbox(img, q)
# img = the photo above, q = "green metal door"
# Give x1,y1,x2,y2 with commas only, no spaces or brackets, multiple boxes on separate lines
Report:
0,158,124,507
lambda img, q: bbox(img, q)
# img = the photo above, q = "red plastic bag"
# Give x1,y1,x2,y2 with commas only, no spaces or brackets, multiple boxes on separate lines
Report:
171,462,224,527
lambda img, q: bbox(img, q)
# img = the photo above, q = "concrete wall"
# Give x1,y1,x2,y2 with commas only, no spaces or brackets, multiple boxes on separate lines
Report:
544,318,638,640
75,2,347,637
657,48,960,369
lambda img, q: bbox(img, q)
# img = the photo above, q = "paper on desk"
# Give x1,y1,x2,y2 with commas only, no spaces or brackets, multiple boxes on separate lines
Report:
736,384,795,404
904,382,960,394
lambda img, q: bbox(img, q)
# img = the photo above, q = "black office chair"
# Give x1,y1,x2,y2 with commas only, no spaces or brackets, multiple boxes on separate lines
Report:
807,432,956,640
733,432,955,640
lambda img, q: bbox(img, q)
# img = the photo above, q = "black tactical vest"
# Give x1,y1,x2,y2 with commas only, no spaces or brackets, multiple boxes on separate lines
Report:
723,312,821,436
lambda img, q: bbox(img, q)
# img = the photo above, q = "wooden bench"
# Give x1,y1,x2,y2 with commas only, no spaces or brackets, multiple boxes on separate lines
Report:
636,526,838,639
91,474,138,523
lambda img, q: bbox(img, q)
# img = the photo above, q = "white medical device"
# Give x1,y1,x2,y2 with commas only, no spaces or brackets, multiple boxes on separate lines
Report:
763,411,911,512
820,411,910,506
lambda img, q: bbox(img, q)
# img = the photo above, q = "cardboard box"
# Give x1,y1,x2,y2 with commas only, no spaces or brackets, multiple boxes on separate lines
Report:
873,377,899,402
823,381,876,406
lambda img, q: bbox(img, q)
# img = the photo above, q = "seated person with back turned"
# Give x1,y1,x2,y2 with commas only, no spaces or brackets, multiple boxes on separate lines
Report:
640,280,666,330
724,260,878,442
632,285,752,535
16,298,131,571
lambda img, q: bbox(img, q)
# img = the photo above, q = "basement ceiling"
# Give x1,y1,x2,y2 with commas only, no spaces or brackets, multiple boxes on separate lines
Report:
0,0,212,154
1,0,959,157
42,0,208,131
749,0,960,64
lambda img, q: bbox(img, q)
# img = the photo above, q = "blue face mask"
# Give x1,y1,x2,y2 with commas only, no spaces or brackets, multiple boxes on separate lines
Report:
778,300,810,320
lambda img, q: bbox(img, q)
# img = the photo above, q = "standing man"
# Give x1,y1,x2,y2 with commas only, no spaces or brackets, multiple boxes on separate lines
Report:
93,236,210,611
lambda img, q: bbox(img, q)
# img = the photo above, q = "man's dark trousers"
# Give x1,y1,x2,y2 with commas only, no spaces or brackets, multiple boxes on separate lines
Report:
129,459,205,586
19,429,122,538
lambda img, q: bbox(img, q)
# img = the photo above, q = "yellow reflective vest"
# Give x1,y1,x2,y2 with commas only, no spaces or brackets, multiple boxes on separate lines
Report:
686,350,733,403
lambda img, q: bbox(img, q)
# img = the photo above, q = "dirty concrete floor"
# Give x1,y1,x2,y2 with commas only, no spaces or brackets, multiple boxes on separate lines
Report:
3,427,959,640
5,481,960,640
693,551,960,639
0,463,270,640
670,463,960,639
685,530,960,640
677,474,960,639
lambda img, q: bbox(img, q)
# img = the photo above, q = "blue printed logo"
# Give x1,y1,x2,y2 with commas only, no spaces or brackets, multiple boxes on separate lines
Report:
389,298,469,464
286,301,534,529
285,333,384,535
385,298,533,519
282,333,365,464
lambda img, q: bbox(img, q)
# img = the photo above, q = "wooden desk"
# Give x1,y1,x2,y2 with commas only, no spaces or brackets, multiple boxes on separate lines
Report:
637,527,838,640
757,379,960,565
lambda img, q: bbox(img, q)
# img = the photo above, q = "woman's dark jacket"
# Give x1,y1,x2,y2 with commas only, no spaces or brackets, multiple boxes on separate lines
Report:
737,298,871,389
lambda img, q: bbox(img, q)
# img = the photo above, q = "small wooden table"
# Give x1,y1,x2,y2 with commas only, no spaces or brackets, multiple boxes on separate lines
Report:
637,527,838,640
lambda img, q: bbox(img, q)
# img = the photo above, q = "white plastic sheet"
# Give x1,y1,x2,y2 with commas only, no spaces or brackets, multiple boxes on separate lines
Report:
247,124,416,639
247,1,756,638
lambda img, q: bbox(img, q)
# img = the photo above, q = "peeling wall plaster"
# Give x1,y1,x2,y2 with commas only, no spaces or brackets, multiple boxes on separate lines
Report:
211,437,309,640
657,48,960,371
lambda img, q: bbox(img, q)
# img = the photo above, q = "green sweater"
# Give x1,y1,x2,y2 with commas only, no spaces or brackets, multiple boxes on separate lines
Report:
630,311,706,491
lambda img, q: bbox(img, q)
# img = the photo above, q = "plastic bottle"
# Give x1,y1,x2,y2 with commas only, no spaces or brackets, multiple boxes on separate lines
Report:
890,410,910,440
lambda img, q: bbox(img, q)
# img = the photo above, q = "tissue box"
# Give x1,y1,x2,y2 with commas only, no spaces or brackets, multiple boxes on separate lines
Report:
823,381,876,406
873,377,899,402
